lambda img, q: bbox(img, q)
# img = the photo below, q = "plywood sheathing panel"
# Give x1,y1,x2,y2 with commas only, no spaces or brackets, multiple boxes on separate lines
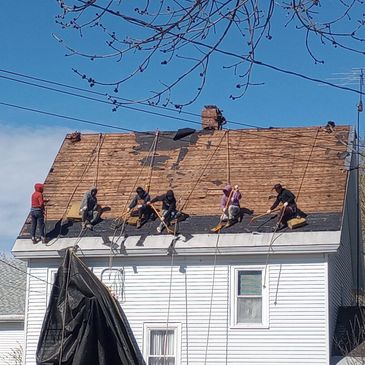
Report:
42,126,350,221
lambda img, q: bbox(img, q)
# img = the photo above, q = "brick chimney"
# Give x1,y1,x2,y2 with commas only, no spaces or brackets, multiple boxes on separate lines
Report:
201,105,226,130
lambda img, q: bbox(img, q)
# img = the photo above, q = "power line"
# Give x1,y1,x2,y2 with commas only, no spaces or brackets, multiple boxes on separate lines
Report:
0,69,356,154
0,256,58,288
0,67,355,148
0,99,352,168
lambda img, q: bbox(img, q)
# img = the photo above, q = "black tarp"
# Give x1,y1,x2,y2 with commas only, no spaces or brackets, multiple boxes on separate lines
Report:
36,249,142,365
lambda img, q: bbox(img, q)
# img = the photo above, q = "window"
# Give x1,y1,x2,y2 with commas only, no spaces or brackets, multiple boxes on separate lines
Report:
231,266,268,328
143,323,181,365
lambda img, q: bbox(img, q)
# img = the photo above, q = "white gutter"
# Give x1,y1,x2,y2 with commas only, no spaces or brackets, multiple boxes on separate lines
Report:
12,230,342,259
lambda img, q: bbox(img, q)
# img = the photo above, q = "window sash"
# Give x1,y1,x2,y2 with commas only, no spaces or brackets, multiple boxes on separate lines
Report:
235,269,265,325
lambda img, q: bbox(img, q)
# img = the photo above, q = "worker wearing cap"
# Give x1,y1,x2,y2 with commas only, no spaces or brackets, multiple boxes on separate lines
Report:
267,184,297,229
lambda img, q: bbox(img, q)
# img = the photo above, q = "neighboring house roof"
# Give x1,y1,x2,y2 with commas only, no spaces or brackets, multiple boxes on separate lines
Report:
13,125,353,256
0,257,26,319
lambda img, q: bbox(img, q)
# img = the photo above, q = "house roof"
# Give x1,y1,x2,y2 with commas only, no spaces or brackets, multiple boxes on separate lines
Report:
15,125,352,253
0,256,26,318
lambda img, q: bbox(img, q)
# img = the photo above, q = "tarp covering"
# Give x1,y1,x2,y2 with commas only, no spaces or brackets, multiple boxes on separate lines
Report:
36,249,142,365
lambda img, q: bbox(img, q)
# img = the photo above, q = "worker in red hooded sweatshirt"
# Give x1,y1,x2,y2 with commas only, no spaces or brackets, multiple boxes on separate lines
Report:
30,183,47,244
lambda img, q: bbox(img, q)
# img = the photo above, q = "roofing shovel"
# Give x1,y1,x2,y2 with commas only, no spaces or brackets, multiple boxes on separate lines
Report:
211,187,236,233
149,204,174,234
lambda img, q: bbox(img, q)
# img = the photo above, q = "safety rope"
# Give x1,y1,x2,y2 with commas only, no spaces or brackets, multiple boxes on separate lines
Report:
146,131,159,193
296,127,320,203
203,234,221,365
181,131,227,212
226,130,230,185
108,132,160,272
48,137,101,245
263,129,320,285
163,251,175,365
94,133,105,189
58,249,73,365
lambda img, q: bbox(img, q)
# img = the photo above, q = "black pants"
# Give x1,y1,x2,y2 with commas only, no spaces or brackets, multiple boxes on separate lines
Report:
138,205,153,220
280,204,297,225
31,209,45,238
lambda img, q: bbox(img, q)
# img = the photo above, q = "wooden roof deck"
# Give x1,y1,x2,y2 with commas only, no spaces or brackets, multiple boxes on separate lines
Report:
43,126,351,221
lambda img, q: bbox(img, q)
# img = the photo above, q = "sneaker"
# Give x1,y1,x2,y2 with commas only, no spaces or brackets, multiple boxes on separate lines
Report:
41,237,48,244
86,223,93,230
156,226,162,233
31,237,37,244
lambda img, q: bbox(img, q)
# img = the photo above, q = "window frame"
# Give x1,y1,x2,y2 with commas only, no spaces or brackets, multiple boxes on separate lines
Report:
46,268,58,305
143,322,181,365
230,265,269,329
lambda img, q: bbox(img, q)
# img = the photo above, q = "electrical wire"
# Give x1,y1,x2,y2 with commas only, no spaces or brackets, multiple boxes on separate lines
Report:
0,67,358,150
0,100,353,169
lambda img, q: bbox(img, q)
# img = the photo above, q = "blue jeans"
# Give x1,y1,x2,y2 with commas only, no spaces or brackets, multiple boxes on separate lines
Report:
31,209,45,238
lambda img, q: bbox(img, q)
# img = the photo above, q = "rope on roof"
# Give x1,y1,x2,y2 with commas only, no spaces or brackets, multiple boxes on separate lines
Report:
180,131,227,212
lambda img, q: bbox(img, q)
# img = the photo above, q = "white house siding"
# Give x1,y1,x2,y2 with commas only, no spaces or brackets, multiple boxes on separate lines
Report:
0,322,24,365
24,253,328,365
328,169,357,354
24,263,51,365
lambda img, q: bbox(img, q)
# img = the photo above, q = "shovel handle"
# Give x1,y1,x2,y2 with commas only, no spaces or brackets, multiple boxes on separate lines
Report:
149,204,174,234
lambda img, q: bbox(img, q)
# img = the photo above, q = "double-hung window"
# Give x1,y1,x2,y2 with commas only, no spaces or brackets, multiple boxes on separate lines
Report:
231,266,268,328
144,323,181,365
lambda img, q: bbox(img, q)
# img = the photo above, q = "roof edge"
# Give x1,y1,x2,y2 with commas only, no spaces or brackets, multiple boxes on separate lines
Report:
12,231,341,259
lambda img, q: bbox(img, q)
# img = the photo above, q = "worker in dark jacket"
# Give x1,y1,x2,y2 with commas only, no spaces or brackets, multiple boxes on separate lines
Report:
267,184,297,229
30,183,47,244
127,187,152,228
149,190,177,233
80,187,99,229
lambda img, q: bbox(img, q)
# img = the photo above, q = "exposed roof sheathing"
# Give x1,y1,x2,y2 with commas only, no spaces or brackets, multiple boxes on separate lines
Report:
42,126,350,221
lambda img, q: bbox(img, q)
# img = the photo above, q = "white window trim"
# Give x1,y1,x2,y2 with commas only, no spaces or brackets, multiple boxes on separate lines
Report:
46,268,58,305
230,265,269,329
143,322,181,365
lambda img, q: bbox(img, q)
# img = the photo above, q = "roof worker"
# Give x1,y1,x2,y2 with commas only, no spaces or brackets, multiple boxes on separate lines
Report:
30,183,48,244
80,187,100,230
221,184,242,226
127,186,152,229
148,190,178,233
267,183,297,230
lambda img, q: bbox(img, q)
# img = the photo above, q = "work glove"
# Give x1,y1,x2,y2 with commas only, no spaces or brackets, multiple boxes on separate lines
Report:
234,184,239,190
283,202,288,207
127,207,131,212
266,209,271,214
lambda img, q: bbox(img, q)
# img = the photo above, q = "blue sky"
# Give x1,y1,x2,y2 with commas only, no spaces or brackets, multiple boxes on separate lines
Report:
0,1,364,251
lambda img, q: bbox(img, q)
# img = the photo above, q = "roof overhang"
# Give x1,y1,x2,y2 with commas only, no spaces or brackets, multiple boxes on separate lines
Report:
12,231,342,259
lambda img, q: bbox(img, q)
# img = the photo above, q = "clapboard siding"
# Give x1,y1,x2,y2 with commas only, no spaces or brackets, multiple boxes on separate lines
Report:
0,322,24,365
24,254,328,365
328,170,356,354
24,265,49,365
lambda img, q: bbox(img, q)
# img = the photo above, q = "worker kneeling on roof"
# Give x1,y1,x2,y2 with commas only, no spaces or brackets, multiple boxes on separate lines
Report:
127,186,152,229
221,184,242,226
148,190,178,233
267,184,297,230
80,187,100,230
